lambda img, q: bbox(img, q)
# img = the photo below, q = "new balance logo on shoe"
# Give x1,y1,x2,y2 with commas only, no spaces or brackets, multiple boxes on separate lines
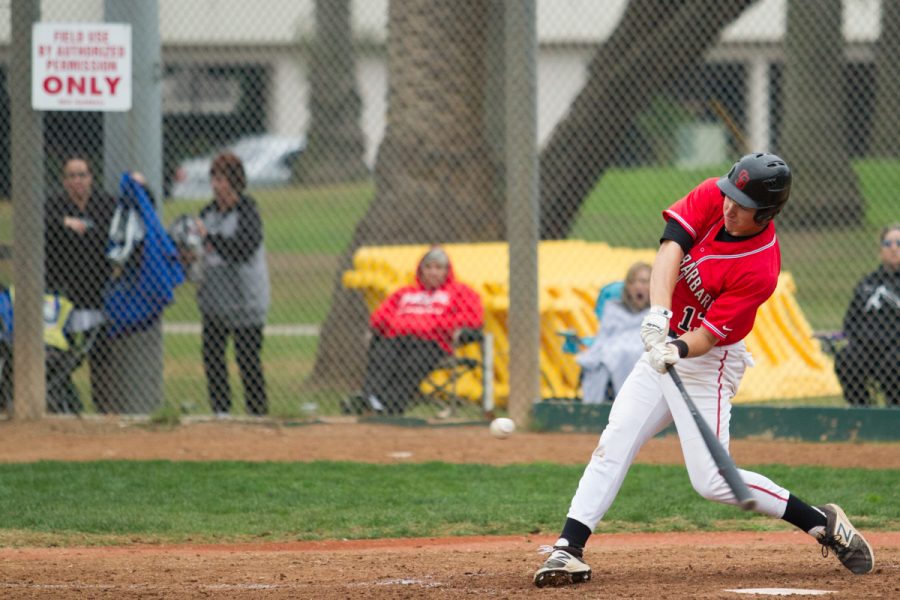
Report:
817,503,875,575
836,521,854,544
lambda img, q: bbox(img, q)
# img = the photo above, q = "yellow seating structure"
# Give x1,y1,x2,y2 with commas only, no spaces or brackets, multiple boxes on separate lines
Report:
342,241,841,406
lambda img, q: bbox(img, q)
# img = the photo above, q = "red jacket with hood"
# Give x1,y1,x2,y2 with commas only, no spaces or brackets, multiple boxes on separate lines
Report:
369,249,484,354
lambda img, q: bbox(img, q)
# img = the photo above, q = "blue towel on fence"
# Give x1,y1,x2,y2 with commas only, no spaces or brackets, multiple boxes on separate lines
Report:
104,173,185,337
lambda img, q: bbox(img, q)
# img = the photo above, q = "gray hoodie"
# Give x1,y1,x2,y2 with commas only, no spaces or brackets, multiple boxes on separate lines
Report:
197,195,270,327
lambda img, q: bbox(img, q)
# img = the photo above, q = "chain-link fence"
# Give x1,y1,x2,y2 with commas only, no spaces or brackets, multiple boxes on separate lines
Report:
0,0,897,420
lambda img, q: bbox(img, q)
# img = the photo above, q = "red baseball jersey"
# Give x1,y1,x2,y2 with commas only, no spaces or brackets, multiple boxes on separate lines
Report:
663,178,780,344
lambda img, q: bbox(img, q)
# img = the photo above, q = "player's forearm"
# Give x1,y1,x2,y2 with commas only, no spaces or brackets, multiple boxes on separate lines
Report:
676,327,717,358
650,240,683,308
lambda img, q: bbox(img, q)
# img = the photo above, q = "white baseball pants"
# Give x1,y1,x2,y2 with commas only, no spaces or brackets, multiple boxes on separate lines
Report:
567,341,791,531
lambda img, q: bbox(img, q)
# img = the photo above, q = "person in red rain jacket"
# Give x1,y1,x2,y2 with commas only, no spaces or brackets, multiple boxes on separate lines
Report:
346,246,484,415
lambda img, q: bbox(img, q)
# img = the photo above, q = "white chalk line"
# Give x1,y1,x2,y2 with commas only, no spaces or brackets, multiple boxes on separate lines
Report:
724,589,835,596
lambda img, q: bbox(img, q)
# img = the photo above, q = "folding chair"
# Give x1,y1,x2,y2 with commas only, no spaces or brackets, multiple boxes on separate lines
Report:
419,327,492,418
813,330,846,357
814,330,892,406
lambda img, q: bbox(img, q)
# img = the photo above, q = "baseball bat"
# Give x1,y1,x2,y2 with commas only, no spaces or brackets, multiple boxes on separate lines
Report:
667,365,756,511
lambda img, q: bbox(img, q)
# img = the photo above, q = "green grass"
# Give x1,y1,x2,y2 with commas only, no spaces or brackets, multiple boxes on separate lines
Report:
571,164,726,243
160,181,373,255
159,181,374,324
0,461,895,546
73,332,321,417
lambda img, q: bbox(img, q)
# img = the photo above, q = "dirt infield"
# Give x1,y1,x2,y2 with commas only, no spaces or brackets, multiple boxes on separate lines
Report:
0,417,898,598
3,417,900,467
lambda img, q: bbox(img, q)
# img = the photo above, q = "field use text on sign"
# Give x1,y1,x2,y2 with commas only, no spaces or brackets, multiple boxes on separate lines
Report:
32,23,132,112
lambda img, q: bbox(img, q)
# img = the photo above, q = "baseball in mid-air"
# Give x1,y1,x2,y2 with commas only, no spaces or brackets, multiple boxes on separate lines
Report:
489,417,516,439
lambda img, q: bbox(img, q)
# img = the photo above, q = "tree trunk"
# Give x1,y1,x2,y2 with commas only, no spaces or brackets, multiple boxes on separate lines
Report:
870,0,900,157
780,0,863,229
311,0,500,388
293,0,368,184
539,0,754,239
310,0,754,388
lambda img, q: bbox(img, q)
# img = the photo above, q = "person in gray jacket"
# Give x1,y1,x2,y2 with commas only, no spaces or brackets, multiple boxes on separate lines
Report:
196,152,271,416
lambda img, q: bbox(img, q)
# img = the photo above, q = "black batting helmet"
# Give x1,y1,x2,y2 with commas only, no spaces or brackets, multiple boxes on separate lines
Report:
716,153,792,224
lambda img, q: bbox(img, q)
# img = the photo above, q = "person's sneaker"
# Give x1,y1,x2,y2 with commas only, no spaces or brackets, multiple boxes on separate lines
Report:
533,545,591,588
816,503,875,574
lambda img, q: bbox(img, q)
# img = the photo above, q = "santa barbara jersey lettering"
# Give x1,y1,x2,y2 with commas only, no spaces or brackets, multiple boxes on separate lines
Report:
663,178,780,343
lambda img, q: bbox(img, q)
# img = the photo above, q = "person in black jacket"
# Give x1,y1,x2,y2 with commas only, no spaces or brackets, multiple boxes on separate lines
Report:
44,156,116,413
835,223,900,406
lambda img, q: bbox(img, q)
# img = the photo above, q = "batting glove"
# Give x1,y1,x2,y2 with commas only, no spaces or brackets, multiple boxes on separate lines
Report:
648,342,679,374
641,305,672,350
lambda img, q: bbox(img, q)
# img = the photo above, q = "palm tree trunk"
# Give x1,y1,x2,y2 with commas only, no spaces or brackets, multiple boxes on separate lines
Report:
311,0,500,388
293,0,368,184
870,0,900,157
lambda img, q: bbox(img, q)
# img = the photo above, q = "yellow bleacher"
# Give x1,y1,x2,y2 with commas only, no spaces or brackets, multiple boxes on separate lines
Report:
342,241,841,406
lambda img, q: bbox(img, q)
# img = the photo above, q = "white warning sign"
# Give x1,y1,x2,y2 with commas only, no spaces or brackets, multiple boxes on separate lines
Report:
32,23,132,112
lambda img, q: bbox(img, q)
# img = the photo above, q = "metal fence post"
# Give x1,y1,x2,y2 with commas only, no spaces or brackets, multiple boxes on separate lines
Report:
504,0,539,427
11,0,46,420
95,0,164,414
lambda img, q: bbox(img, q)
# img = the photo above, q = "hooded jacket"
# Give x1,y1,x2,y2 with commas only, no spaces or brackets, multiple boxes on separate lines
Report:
370,249,484,354
843,265,899,350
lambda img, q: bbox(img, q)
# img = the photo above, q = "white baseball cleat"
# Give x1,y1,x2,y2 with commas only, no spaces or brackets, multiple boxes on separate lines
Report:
816,503,875,574
533,546,592,588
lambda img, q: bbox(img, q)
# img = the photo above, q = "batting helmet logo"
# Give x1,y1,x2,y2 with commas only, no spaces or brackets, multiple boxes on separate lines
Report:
735,169,750,190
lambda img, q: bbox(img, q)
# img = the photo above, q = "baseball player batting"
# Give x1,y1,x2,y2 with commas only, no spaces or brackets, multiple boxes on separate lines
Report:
533,153,875,588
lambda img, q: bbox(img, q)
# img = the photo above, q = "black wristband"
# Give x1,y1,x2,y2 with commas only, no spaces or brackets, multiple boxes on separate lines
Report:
670,339,689,359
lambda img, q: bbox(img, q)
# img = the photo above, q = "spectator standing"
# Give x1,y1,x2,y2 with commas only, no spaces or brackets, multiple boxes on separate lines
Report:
44,156,116,413
196,152,271,417
346,247,484,415
835,223,900,406
576,261,651,404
